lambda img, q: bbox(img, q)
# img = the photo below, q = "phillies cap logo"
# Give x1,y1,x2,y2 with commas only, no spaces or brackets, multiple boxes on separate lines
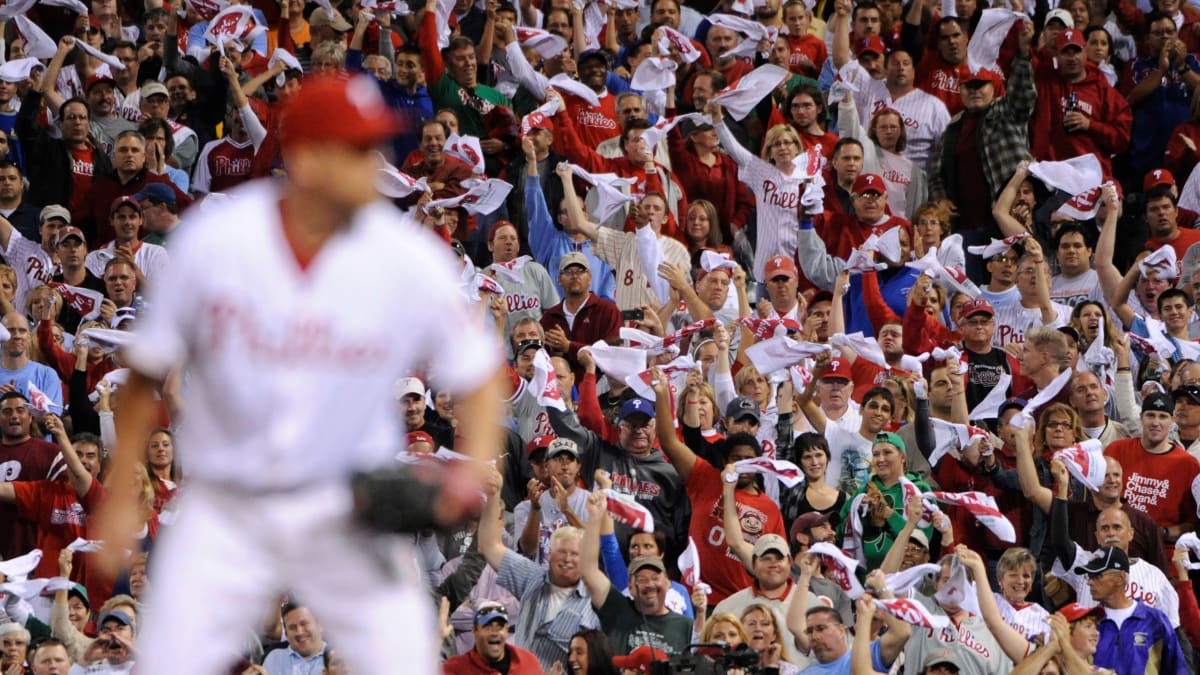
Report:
630,399,643,409
1154,170,1163,180
863,176,875,185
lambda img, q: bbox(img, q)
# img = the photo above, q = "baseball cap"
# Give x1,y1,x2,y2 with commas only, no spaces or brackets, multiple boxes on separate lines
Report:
86,14,101,31
1045,7,1073,27
1057,325,1081,343
752,533,790,559
724,396,761,423
98,609,133,628
959,297,995,319
84,73,115,91
39,204,71,224
473,602,509,627
619,397,655,421
55,226,86,247
527,434,556,457
280,74,401,148
1145,168,1176,191
910,529,931,550
139,80,168,99
309,6,352,31
68,583,89,608
547,437,579,459
873,431,907,454
393,376,425,401
578,49,611,68
629,555,666,574
1055,28,1086,51
558,251,590,274
852,173,885,195
855,34,885,56
516,339,543,355
788,511,830,541
1142,392,1174,415
109,195,142,215
923,648,959,671
820,357,850,381
998,397,1028,417
1173,384,1200,405
765,254,798,280
612,645,668,673
133,182,177,207
1073,545,1130,576
1058,602,1104,623
405,431,435,450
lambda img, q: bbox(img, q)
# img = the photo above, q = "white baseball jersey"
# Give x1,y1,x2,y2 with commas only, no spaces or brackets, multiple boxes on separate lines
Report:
2,229,54,310
125,181,500,491
86,240,170,283
1052,544,1181,626
855,79,951,169
991,301,1072,348
905,594,1020,675
595,227,689,311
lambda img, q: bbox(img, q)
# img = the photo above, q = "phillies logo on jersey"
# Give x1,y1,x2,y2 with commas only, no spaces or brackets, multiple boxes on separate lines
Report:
876,598,948,630
761,180,800,209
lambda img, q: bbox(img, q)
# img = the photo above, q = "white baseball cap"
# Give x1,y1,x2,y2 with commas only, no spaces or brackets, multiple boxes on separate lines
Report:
393,377,425,402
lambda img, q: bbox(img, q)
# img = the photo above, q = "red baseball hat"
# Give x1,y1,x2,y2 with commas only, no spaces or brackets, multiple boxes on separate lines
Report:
958,65,1003,87
612,646,669,673
527,434,556,457
85,73,116,92
109,195,142,215
960,297,995,319
1056,28,1086,51
280,74,402,148
855,34,885,57
406,431,435,447
1058,602,1103,623
764,255,797,280
821,357,851,380
1144,168,1176,191
852,173,885,195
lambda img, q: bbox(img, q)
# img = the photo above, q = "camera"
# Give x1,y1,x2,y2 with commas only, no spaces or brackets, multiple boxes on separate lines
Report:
647,643,765,675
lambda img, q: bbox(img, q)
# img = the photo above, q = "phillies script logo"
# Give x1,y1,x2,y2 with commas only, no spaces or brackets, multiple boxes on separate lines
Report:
879,598,934,628
761,180,799,209
210,12,243,37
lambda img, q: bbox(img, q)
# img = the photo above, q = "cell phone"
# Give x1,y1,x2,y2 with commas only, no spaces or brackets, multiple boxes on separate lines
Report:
621,309,644,322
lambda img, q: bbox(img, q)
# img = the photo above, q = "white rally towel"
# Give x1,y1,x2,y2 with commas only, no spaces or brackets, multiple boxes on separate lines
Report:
580,342,646,381
77,40,126,69
378,162,430,199
640,112,704,150
933,554,980,614
636,224,671,306
462,272,504,303
657,26,703,63
268,48,302,87
917,346,967,374
549,72,601,106
928,418,994,467
1081,314,1115,372
877,596,952,630
565,163,637,223
0,0,38,23
489,256,533,285
528,348,567,411
731,457,804,488
700,250,738,276
66,537,104,553
930,491,1016,542
907,246,981,299
13,15,55,59
519,97,561,138
624,355,694,402
885,562,942,595
1177,530,1200,569
845,248,887,275
967,233,1030,260
0,549,41,581
809,543,865,599
515,26,568,59
1029,155,1105,199
898,475,941,528
427,178,513,215
678,537,712,594
604,489,655,532
744,336,831,375
49,282,103,322
710,64,790,121
967,372,1012,421
1009,368,1072,429
0,578,49,600
26,380,60,416
1052,439,1105,492
1139,246,1179,281
709,13,775,59
966,8,1024,74
631,56,679,92
203,5,265,49
186,0,229,20
0,57,41,83
444,133,485,175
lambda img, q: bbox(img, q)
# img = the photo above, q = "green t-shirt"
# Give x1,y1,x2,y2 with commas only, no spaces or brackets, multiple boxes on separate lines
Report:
597,585,692,657
430,74,511,139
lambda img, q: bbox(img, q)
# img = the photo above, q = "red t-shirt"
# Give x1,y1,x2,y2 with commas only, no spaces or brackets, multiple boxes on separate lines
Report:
849,359,915,402
785,34,826,79
685,459,786,605
564,90,621,152
1104,438,1200,529
68,145,95,221
1148,228,1200,277
0,438,64,559
12,478,103,580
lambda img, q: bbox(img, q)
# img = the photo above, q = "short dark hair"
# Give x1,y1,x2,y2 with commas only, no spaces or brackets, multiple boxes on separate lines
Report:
935,15,968,34
0,391,28,406
1145,9,1174,26
138,117,177,159
1158,287,1192,312
794,432,830,461
627,530,668,559
652,0,681,13
1144,185,1178,209
806,606,843,624
852,1,881,21
723,431,762,457
144,7,169,22
445,36,475,54
621,117,653,149
884,47,915,66
421,118,451,138
112,40,137,53
1053,222,1092,250
0,159,21,175
862,386,895,410
280,601,307,620
833,137,864,159
58,97,89,120
395,44,422,59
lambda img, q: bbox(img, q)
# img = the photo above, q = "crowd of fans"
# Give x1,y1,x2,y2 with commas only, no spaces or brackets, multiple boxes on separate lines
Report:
1,0,1200,671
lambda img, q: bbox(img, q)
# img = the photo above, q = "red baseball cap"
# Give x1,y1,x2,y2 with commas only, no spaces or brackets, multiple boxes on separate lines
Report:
821,356,850,380
406,431,435,448
1056,28,1086,51
852,173,885,195
855,34,885,57
527,434,556,457
957,64,1003,87
85,73,116,92
1058,602,1103,623
764,255,797,280
280,74,402,148
1144,168,1176,191
109,195,142,215
960,297,995,319
611,646,669,673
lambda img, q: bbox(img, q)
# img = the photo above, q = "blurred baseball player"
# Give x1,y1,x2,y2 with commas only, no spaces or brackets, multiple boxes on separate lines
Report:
94,75,503,675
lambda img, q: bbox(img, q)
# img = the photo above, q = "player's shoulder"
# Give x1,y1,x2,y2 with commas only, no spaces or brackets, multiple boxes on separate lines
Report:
170,181,279,247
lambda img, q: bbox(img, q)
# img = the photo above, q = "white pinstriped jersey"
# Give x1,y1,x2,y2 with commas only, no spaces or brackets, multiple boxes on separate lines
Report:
595,227,690,311
991,301,1072,347
1053,544,1181,626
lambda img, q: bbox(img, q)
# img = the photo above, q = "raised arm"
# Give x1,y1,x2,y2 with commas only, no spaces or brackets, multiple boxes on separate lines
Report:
221,56,267,152
958,546,1034,663
993,164,1034,236
477,466,509,571
786,553,816,653
851,596,887,675
1021,238,1057,326
1093,185,1131,326
555,161,600,242
710,104,758,168
45,414,91,499
879,495,923,574
581,490,614,607
41,37,77,114
1012,422,1052,513
650,369,698,480
721,464,755,571
831,0,852,69
418,0,446,84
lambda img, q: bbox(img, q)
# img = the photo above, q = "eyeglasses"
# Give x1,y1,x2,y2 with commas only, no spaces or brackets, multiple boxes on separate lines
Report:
855,193,883,202
771,139,800,148
560,267,589,276
1044,420,1073,430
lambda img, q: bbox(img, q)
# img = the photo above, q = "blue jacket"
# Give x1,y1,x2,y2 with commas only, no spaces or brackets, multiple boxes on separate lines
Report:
844,268,918,335
525,173,616,302
346,48,433,163
1093,601,1188,675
